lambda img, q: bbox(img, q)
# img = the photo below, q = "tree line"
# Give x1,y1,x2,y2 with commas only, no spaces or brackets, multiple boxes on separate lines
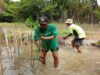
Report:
0,0,100,23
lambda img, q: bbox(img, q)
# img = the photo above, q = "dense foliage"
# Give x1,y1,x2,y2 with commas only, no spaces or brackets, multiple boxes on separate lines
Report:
0,0,100,23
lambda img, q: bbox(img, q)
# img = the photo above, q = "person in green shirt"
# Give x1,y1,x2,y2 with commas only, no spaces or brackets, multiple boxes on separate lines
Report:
63,19,86,53
34,16,59,68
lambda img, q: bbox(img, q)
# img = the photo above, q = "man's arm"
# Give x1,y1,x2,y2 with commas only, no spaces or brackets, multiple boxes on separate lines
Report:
41,36,54,40
63,26,73,40
41,26,58,40
63,33,72,40
34,40,41,50
46,36,54,40
34,28,41,49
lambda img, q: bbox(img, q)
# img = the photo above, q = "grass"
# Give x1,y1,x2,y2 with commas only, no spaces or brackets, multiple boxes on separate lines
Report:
0,23,37,75
96,41,100,45
54,22,100,31
0,23,33,33
0,22,100,40
54,22,100,38
0,23,34,39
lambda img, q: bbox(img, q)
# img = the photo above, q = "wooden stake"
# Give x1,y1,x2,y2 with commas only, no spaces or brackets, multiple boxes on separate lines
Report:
0,48,3,75
17,36,21,75
4,28,12,65
30,32,34,67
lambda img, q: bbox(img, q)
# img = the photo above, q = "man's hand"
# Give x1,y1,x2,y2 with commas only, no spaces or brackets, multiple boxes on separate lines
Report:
34,40,41,50
41,36,47,40
63,36,67,40
41,36,54,40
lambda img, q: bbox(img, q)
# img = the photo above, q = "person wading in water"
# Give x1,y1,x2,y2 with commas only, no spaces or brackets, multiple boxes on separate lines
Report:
63,19,86,53
34,16,59,68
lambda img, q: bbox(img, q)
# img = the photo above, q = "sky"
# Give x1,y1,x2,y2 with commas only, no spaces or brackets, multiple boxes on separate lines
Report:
11,0,20,2
11,0,100,6
97,0,100,6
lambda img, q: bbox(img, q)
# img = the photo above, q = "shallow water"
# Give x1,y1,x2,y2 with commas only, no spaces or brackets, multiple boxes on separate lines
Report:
1,42,100,75
0,23,100,75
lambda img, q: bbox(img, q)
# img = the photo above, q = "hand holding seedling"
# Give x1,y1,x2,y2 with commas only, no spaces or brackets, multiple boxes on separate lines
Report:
63,36,68,40
40,36,47,40
41,36,55,40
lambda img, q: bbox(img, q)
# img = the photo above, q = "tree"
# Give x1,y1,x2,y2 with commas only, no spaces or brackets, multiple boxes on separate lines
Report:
0,0,5,10
1,0,100,23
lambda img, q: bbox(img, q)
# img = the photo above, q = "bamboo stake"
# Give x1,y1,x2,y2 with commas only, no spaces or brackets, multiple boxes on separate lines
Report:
4,28,9,48
17,37,21,75
3,28,12,65
13,35,17,72
0,48,3,75
5,30,15,75
20,34,24,63
14,34,21,75
30,32,34,67
8,34,14,66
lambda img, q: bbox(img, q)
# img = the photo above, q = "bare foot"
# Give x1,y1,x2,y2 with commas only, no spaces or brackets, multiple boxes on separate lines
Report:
54,61,59,68
78,50,82,53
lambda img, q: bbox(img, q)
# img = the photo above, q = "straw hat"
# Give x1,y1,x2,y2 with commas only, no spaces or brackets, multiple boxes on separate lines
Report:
65,19,73,24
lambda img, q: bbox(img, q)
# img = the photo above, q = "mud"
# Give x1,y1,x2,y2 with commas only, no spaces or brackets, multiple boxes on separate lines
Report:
0,23,100,75
0,39,100,75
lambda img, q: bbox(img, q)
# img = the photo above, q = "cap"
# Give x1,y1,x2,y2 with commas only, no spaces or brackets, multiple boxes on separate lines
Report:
39,16,49,24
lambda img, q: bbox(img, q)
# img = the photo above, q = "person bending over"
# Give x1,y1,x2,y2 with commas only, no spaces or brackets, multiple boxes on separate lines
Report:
63,19,86,53
34,16,59,68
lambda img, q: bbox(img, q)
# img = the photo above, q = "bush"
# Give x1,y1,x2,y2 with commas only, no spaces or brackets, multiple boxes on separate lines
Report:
25,16,39,29
0,12,14,22
93,8,100,20
96,41,100,45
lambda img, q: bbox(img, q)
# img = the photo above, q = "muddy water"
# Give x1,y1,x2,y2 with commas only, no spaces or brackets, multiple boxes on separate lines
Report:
0,23,100,75
1,40,100,75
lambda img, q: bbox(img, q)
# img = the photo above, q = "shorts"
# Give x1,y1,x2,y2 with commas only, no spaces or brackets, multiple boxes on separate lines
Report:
42,47,59,52
73,38,84,46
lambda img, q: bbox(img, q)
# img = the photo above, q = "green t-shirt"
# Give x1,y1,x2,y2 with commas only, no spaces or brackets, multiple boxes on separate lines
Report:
34,24,58,50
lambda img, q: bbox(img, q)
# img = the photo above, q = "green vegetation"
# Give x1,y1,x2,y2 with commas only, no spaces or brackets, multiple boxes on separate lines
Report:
96,41,100,45
25,17,39,29
93,8,100,20
0,0,100,24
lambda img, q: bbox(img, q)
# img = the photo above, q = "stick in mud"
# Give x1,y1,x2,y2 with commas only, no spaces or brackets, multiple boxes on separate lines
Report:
17,37,22,75
4,28,11,60
4,28,15,72
8,34,15,66
30,32,34,67
0,48,3,75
